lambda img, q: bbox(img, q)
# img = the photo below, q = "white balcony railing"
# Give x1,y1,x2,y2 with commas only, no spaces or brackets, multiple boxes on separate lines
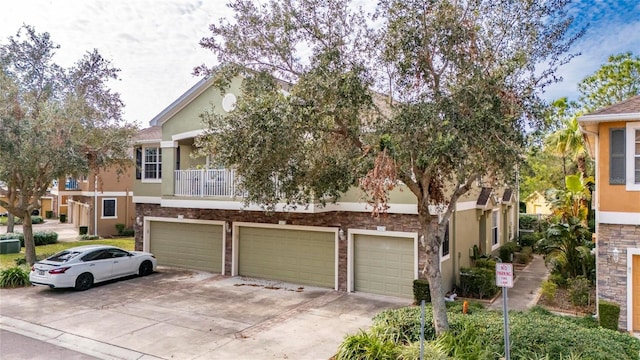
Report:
174,169,243,197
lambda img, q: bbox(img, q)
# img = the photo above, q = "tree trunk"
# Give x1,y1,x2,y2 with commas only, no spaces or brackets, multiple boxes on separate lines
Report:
22,211,36,265
6,212,14,233
420,212,450,335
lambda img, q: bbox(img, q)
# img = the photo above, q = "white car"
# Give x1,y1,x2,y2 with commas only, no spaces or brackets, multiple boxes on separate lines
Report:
29,245,157,291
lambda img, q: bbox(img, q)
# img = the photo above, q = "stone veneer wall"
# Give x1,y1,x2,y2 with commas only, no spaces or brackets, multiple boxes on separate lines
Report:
597,223,640,331
134,203,439,292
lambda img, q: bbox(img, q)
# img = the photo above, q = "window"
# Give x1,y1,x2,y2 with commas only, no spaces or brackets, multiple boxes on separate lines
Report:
442,221,450,258
610,128,626,184
633,128,640,184
491,210,499,248
143,147,162,181
102,198,116,218
622,123,640,191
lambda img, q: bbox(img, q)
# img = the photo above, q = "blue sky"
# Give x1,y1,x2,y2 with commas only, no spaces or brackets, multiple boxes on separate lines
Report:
1,0,638,126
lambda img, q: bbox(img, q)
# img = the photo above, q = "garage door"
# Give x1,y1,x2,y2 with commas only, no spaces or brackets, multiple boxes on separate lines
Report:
238,226,335,288
634,255,640,331
353,234,414,298
150,221,223,273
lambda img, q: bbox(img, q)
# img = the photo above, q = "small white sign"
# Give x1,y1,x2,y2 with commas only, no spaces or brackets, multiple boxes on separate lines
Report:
495,263,513,288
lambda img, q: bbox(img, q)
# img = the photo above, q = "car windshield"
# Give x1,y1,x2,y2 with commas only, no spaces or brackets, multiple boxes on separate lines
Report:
46,250,83,263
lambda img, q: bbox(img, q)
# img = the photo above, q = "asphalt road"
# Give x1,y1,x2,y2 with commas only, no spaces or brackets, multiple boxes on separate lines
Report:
0,329,97,360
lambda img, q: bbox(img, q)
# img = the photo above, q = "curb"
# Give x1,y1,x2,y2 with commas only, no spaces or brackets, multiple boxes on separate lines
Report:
0,316,163,360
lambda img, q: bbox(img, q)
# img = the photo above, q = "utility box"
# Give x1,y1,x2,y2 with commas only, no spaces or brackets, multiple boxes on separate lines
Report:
0,239,21,254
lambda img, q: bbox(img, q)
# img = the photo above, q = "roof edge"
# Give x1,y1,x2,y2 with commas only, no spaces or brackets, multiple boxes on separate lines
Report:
577,112,640,124
149,77,215,126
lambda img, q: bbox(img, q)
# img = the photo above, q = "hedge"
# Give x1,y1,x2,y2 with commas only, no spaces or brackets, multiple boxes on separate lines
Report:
459,267,498,299
413,279,431,304
598,301,620,331
0,231,58,247
342,305,640,360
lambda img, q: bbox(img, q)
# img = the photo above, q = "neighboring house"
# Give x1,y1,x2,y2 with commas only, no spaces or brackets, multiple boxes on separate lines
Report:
133,76,518,299
50,167,135,237
578,95,640,332
524,191,553,215
0,195,54,217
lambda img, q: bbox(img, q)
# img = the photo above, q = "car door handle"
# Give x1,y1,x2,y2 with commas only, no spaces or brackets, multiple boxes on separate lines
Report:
89,264,95,267
114,261,119,264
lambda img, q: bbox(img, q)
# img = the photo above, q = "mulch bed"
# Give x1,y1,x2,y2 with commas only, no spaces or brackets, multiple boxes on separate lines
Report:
537,287,596,316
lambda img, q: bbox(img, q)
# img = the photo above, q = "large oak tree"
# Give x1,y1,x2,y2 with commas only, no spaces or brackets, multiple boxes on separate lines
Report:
195,0,581,334
0,26,136,265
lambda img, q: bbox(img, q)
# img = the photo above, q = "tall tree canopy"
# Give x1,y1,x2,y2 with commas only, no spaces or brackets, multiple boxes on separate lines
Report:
0,25,136,265
195,0,581,334
578,52,640,112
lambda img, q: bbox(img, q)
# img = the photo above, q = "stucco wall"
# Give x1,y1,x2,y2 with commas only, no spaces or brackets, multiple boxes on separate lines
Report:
597,121,640,213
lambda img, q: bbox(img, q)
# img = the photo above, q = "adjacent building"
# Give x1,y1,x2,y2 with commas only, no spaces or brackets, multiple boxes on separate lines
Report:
578,95,640,332
132,76,518,299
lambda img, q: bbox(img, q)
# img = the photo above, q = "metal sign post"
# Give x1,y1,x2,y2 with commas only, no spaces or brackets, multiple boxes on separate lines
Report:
496,262,513,360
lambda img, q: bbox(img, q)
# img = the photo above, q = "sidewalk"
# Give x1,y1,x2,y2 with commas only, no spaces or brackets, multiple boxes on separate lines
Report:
1,220,79,242
488,254,549,312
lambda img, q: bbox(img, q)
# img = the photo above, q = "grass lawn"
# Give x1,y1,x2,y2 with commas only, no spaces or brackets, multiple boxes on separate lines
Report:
0,238,135,269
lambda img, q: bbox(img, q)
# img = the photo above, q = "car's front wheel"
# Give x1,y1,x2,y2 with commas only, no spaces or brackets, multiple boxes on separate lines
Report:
74,273,93,291
138,261,153,276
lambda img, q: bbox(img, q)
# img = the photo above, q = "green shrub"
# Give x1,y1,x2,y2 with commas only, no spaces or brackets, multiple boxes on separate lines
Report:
413,279,431,304
3,231,58,247
474,258,496,270
540,280,558,303
78,234,99,240
115,223,126,235
568,276,591,306
336,330,398,360
499,241,518,262
121,228,134,236
0,266,30,288
519,232,537,248
459,267,498,299
549,273,568,288
31,216,43,224
519,215,539,230
350,305,640,360
598,301,620,331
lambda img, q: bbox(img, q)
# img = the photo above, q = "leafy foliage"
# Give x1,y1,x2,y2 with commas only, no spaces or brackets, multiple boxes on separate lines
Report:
578,52,640,112
0,25,137,265
0,266,30,288
340,305,640,360
598,301,620,331
195,0,583,335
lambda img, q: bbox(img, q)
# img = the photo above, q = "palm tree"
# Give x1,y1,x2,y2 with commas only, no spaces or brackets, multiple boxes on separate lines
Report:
545,116,589,179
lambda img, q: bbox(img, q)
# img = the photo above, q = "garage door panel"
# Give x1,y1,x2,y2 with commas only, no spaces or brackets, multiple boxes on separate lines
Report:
238,227,335,288
150,222,223,273
354,234,414,298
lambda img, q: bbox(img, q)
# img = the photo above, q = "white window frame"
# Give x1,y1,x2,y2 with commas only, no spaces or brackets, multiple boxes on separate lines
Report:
491,209,500,250
142,146,162,183
627,122,640,191
102,198,117,219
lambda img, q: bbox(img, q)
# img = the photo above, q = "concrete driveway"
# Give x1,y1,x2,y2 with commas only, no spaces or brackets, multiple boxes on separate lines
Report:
0,268,410,360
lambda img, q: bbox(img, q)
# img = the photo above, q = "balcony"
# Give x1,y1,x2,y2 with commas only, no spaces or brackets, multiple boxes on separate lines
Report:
52,178,81,191
174,169,243,197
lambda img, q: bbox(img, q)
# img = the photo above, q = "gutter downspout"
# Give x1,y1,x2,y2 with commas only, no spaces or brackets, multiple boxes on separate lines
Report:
94,175,98,237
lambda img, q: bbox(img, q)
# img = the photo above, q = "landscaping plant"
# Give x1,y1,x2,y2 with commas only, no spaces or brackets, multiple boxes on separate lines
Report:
0,266,30,288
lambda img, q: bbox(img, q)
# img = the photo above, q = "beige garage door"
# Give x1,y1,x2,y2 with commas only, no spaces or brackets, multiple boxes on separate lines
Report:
150,221,223,272
238,227,335,288
354,234,414,298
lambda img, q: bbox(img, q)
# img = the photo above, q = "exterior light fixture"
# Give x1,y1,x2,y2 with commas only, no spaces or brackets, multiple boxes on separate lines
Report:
338,228,345,241
612,248,620,263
